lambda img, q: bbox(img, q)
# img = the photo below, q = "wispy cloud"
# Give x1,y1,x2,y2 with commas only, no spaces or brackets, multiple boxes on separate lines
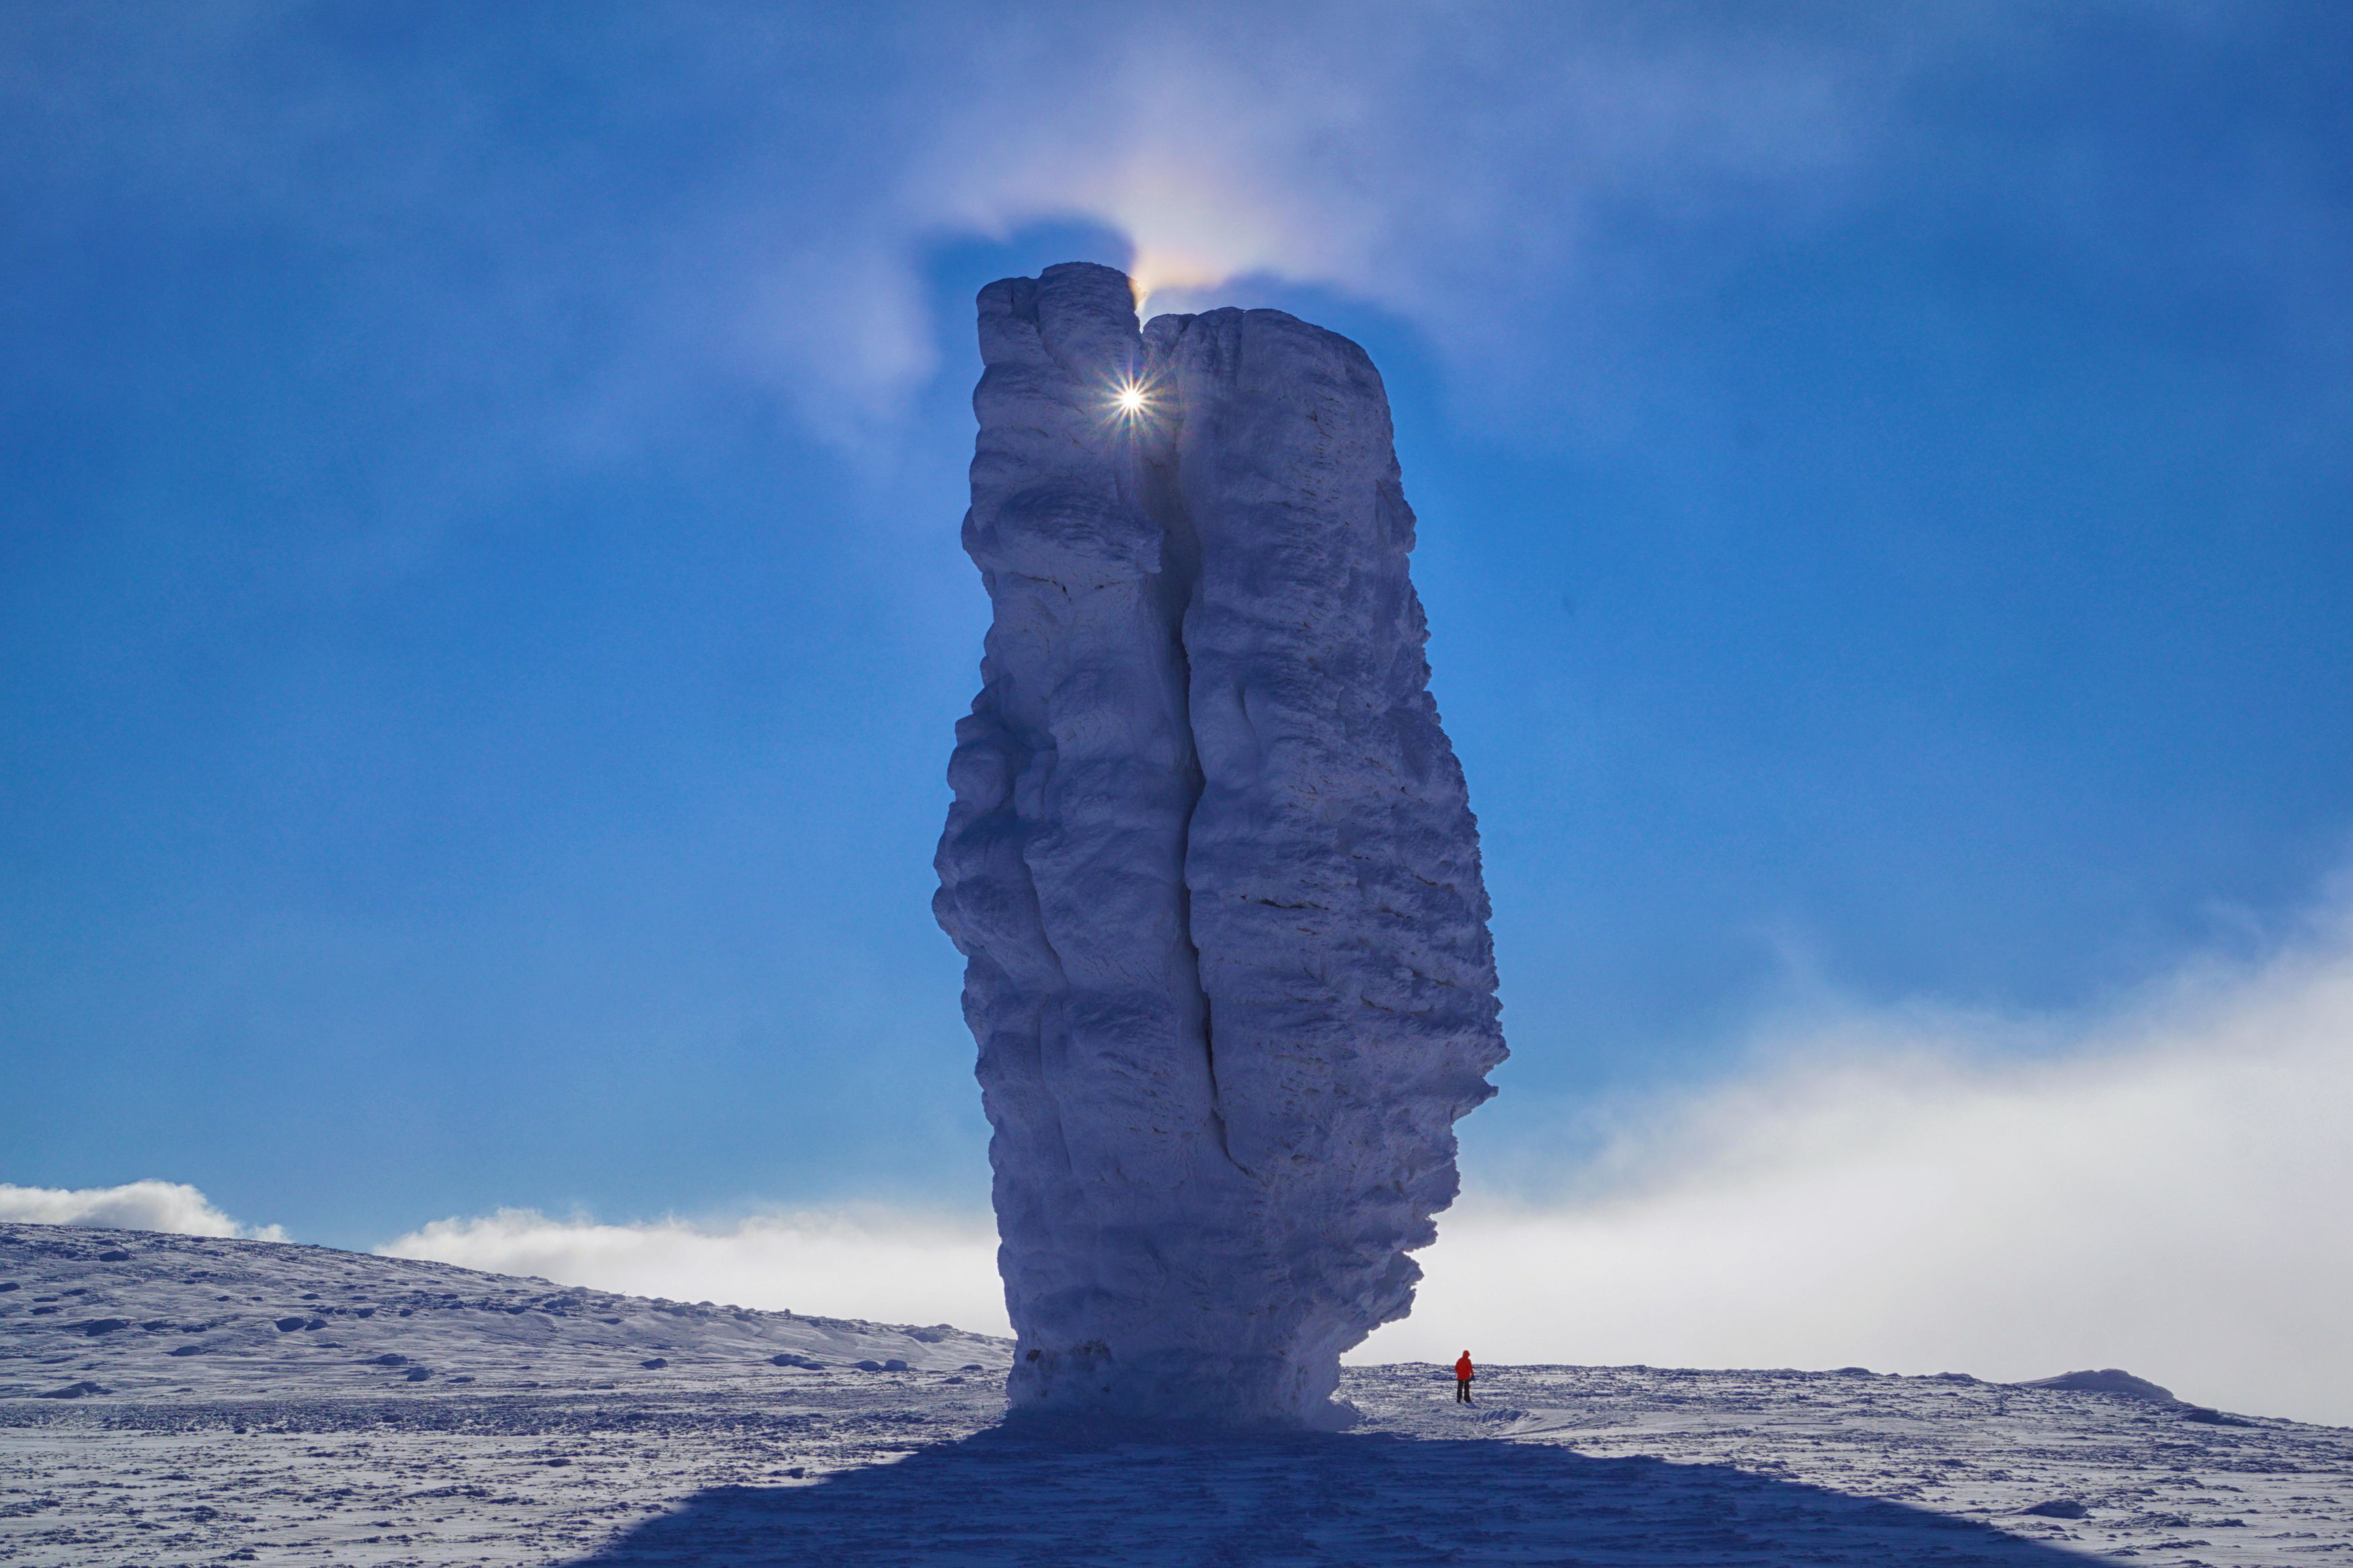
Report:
376,1206,1007,1333
856,3,1921,427
17,0,2335,502
0,1179,286,1241
0,3,1938,456
17,3,2307,464
1363,901,2353,1428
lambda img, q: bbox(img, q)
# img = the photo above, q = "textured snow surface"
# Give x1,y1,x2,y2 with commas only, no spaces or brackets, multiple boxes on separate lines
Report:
0,1223,1008,1405
9,1229,2352,1566
935,262,1506,1426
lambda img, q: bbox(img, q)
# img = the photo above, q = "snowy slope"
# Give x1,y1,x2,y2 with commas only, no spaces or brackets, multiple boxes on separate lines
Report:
0,1222,1008,1402
5,1224,2351,1566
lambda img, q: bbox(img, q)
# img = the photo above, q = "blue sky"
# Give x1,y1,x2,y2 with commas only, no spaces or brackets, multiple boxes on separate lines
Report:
6,2,2352,1268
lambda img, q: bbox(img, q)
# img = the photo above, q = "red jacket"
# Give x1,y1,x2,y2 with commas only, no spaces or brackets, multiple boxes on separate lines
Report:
1455,1355,1474,1381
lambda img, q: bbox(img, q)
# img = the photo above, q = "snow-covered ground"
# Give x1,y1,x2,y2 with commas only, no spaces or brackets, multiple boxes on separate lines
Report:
5,1223,2350,1565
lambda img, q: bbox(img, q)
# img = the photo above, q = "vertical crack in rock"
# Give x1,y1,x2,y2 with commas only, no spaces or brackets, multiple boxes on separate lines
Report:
935,262,1505,1428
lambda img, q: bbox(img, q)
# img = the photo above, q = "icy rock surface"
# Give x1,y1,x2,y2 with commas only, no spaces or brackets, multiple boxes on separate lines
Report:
934,262,1505,1426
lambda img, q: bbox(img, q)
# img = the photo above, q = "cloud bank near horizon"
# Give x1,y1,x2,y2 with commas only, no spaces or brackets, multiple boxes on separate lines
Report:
375,1207,1009,1335
1361,905,2353,1428
0,1180,287,1242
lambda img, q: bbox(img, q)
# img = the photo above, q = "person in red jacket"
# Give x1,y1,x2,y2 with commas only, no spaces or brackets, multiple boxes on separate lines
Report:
1455,1351,1475,1403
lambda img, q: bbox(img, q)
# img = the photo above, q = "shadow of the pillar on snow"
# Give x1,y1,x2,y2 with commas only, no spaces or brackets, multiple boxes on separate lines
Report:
565,1422,2096,1566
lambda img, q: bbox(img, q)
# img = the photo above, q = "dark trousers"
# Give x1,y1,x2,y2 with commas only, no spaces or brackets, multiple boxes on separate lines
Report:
1456,1378,1472,1403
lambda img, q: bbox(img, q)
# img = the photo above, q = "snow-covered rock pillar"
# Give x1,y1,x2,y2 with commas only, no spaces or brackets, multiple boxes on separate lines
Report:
935,261,1505,1427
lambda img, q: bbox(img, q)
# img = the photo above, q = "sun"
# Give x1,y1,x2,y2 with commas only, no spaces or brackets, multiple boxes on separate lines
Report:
1114,382,1147,416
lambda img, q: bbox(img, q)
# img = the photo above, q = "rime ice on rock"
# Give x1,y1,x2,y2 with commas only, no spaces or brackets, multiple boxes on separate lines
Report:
934,262,1505,1427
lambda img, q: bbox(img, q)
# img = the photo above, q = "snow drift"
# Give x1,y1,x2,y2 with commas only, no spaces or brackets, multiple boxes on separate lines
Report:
934,261,1505,1426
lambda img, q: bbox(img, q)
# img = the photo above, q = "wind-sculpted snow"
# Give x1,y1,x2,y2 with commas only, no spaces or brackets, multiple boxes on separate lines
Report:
934,262,1506,1426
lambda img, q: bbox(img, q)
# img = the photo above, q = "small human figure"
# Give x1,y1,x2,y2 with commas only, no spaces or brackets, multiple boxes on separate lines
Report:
1455,1350,1475,1404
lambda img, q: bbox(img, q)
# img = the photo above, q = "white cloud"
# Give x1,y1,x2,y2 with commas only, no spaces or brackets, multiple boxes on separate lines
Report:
1361,907,2353,1428
377,1206,1008,1334
0,1179,287,1241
